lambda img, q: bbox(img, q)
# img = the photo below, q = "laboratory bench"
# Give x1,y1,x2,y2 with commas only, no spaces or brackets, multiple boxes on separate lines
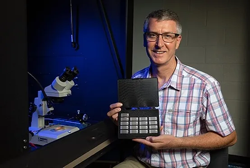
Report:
0,118,120,168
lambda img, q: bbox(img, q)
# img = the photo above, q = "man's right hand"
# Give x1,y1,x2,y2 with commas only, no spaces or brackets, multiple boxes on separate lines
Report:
107,102,123,125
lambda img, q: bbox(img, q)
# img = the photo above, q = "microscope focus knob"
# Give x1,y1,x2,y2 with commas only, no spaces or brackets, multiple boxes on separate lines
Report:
82,114,88,122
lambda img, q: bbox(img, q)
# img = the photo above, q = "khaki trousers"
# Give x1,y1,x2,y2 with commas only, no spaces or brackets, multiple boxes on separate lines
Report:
113,156,150,168
113,156,207,168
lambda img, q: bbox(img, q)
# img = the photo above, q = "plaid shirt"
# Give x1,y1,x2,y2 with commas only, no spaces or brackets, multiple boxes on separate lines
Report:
132,57,235,168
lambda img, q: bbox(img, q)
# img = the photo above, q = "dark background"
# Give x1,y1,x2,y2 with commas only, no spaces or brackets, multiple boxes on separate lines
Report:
27,0,129,121
0,0,132,165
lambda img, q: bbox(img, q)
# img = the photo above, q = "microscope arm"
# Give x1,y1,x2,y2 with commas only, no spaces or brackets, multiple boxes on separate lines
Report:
30,90,54,130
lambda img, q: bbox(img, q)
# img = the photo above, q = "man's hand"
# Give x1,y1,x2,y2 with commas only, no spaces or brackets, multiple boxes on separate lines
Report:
107,102,123,125
132,134,181,150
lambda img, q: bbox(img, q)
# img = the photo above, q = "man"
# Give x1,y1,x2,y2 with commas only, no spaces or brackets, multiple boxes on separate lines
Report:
107,9,237,168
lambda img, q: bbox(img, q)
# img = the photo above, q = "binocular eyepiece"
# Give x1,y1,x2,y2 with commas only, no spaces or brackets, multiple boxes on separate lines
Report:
59,67,79,82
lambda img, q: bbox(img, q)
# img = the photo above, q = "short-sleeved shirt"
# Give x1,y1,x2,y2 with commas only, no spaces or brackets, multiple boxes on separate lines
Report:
132,57,235,168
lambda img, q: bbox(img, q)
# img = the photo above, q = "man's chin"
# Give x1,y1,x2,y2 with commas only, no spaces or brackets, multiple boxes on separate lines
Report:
152,62,166,67
152,59,166,65
150,55,175,66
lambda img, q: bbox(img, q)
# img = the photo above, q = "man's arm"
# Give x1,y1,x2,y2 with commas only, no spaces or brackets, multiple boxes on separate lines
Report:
132,130,237,150
179,130,237,150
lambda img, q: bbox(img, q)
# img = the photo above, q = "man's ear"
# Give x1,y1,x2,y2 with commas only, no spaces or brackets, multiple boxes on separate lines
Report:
175,35,182,49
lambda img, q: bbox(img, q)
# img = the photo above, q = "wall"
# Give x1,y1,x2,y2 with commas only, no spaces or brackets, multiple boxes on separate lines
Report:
27,0,128,122
132,0,249,157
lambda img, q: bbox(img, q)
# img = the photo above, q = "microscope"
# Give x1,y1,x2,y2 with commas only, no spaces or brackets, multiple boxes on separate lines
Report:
29,67,80,146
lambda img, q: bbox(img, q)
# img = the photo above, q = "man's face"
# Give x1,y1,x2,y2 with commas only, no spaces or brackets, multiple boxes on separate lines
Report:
144,18,182,66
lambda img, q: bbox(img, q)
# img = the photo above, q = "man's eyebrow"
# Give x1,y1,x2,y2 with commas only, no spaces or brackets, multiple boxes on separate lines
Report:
148,31,175,34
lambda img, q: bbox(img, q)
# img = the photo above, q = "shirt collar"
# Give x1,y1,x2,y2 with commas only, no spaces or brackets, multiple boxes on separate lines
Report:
146,56,183,91
168,57,183,91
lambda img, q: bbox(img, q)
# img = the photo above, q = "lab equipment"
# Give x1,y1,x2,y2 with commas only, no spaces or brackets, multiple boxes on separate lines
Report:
117,78,160,139
29,67,80,146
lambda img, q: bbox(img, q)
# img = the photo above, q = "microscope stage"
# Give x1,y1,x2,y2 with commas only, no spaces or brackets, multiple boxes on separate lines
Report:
29,125,79,146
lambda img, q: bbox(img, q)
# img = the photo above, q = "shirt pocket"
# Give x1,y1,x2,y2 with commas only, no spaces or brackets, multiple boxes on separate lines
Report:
164,109,200,137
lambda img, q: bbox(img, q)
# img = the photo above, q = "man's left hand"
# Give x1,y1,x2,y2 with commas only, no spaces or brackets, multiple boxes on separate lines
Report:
132,135,181,150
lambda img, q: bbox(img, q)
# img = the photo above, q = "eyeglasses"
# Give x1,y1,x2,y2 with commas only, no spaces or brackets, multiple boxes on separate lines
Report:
144,32,180,43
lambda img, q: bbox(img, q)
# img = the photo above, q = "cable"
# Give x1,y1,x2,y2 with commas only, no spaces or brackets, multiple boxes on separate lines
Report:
70,0,78,49
97,0,125,79
27,72,51,103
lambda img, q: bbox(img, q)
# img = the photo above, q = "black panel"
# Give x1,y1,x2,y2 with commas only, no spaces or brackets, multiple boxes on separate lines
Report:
0,0,29,164
125,0,134,78
118,78,159,108
117,78,160,139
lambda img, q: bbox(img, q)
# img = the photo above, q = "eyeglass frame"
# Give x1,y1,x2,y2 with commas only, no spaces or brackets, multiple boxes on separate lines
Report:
144,32,180,43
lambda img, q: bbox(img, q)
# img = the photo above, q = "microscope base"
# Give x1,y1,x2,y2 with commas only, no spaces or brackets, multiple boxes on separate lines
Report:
29,125,79,146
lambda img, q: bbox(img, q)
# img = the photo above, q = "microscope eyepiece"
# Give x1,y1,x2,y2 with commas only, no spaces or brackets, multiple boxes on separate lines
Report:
68,67,79,81
58,66,79,82
59,67,71,82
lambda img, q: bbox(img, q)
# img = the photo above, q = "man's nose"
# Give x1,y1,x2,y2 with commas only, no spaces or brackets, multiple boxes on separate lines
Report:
155,35,164,48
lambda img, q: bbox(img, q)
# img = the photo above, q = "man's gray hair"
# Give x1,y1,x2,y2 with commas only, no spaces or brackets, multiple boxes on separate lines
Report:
143,9,182,34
